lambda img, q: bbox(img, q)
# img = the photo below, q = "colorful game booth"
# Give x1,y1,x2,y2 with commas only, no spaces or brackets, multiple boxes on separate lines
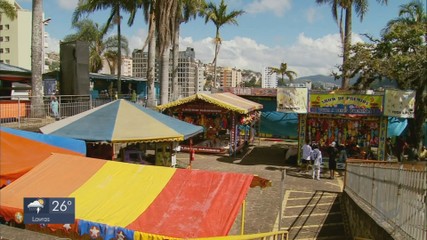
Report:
276,87,415,163
157,92,263,155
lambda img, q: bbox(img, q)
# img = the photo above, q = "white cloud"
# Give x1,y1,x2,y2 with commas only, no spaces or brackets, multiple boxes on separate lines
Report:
128,29,148,53
245,0,292,17
57,0,78,11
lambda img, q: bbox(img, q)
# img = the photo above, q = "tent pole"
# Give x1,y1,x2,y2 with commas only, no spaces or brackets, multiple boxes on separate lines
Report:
240,199,246,235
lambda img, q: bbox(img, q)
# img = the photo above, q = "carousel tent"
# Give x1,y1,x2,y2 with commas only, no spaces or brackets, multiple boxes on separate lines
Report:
0,153,259,239
0,127,86,186
157,92,263,114
40,99,203,142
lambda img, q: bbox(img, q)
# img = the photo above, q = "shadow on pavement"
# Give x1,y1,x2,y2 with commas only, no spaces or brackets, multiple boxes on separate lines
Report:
216,143,289,166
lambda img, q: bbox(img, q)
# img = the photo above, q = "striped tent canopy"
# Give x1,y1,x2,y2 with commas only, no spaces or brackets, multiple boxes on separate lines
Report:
0,127,86,186
40,99,204,143
0,153,259,239
157,92,263,114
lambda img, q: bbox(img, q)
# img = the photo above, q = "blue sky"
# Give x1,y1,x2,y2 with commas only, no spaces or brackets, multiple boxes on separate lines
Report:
17,0,416,77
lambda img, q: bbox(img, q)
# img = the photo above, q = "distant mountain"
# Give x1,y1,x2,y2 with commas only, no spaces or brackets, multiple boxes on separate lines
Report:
295,74,349,84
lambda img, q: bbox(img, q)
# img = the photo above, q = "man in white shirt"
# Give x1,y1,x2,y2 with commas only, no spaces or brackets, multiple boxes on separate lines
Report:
301,140,312,172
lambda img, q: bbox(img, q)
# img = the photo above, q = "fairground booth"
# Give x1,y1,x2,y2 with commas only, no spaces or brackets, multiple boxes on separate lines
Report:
276,88,415,164
157,92,263,155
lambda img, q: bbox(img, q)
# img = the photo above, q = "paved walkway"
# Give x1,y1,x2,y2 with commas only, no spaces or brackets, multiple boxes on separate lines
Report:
177,139,349,239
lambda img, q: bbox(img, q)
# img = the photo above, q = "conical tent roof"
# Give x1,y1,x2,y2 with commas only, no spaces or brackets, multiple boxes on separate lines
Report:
40,100,203,142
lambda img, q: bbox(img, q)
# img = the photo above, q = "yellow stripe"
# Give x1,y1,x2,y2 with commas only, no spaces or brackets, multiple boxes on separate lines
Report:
70,162,176,227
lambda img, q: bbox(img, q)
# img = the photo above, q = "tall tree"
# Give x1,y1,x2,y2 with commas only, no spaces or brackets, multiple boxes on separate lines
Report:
30,0,44,117
316,0,388,89
155,0,179,104
0,0,17,21
269,63,297,84
346,0,426,152
171,0,205,100
203,0,244,89
73,0,135,96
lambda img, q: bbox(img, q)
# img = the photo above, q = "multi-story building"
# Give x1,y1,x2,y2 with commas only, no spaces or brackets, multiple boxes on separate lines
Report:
262,67,277,88
220,67,242,88
195,61,206,93
99,56,133,76
132,47,199,100
0,0,32,69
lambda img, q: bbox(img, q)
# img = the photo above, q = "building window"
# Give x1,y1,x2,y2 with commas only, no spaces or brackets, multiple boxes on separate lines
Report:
0,37,3,42
5,60,10,64
0,49,3,53
5,24,10,30
5,48,10,53
5,36,9,42
0,25,2,30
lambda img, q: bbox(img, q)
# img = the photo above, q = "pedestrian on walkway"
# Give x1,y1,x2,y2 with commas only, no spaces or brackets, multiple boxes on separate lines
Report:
327,141,338,179
311,144,322,180
385,137,393,161
301,140,312,172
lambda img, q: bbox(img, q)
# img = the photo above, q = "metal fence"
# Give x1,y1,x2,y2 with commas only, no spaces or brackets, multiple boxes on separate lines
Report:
345,160,427,240
0,95,112,130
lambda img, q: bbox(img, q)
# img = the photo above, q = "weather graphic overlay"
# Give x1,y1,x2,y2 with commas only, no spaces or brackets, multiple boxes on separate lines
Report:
24,198,75,224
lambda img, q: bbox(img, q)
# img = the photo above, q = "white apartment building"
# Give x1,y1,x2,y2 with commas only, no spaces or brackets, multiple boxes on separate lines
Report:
99,56,133,76
262,67,277,88
220,67,242,88
195,61,206,93
0,0,32,69
132,47,198,99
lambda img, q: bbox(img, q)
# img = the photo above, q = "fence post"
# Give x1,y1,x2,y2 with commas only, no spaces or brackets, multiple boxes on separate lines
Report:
396,164,403,226
18,97,21,128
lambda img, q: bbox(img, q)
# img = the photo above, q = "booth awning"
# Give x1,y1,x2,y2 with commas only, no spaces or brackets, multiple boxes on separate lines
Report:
157,92,263,114
0,127,86,186
40,99,204,143
0,153,257,239
0,63,31,82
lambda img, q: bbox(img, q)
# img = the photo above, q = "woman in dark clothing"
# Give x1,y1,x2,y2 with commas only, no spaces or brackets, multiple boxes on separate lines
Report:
328,142,338,179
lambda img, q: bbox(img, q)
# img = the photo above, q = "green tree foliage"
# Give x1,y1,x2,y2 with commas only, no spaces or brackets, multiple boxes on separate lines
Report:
269,63,297,84
345,0,426,150
0,0,17,20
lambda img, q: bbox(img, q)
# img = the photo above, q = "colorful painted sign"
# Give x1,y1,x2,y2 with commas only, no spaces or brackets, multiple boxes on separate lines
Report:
309,94,383,115
383,89,415,118
277,87,308,113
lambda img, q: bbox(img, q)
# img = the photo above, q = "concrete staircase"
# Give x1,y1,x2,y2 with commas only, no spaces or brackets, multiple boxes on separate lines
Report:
281,190,350,240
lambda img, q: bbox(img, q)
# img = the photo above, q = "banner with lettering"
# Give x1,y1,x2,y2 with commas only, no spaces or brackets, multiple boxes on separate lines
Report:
309,94,383,115
383,89,415,118
277,87,308,113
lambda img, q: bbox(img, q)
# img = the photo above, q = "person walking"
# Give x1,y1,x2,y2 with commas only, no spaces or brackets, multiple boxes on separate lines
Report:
311,144,322,180
327,141,338,179
385,137,394,161
301,140,312,173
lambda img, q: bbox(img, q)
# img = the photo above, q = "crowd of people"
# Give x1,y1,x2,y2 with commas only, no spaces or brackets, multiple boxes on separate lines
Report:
299,136,427,180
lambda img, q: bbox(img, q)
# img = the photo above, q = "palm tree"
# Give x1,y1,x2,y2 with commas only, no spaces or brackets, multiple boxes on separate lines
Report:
269,63,297,84
383,0,426,41
316,0,388,89
73,0,135,96
30,0,44,117
154,0,179,104
170,0,205,100
0,0,17,21
203,0,244,89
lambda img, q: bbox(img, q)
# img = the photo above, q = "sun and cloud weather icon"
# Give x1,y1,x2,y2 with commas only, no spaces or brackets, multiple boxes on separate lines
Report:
27,199,45,214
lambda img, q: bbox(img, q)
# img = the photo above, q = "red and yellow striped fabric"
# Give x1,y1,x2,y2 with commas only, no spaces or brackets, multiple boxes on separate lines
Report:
0,153,254,239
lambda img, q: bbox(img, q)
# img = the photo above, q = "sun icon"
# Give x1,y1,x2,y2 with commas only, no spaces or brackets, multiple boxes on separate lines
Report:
37,199,44,205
